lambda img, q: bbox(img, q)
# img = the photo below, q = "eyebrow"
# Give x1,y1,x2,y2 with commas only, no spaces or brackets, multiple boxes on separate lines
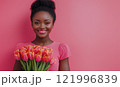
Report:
34,19,51,21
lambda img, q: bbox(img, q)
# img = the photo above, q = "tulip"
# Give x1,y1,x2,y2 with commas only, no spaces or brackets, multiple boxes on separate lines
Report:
27,45,33,52
50,57,56,64
14,44,54,71
14,52,20,60
42,48,53,56
21,46,27,51
14,49,19,54
34,46,41,54
21,53,28,61
35,53,42,62
27,51,35,60
20,48,27,54
42,54,50,63
14,49,21,60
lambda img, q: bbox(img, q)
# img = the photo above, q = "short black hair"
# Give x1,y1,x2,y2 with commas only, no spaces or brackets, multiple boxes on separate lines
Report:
30,0,56,24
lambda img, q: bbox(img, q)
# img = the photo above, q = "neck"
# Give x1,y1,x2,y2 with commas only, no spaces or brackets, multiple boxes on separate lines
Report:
32,35,53,46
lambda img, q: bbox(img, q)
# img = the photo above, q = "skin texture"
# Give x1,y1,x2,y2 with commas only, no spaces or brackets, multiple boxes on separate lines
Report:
13,61,22,71
13,11,70,71
59,58,70,71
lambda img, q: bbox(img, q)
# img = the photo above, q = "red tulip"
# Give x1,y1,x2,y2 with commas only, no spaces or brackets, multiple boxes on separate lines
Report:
14,52,20,60
26,45,33,52
21,53,28,61
21,46,27,51
14,49,21,60
34,46,41,54
20,50,26,54
35,52,42,62
42,54,50,63
27,51,35,60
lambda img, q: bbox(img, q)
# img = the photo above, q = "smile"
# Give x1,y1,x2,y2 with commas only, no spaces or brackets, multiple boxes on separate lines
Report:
38,30,47,34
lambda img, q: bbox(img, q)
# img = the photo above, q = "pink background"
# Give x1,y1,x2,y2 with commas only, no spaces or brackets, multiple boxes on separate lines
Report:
0,0,120,71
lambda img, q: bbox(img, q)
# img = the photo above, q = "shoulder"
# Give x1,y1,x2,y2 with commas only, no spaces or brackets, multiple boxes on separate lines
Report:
53,42,70,50
59,43,70,49
57,42,71,60
58,42,70,52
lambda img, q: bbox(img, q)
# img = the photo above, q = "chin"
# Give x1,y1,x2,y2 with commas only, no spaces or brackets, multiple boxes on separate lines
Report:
37,35,48,39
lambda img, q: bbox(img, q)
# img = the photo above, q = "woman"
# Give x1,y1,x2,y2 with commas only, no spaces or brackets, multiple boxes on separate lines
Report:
13,0,71,71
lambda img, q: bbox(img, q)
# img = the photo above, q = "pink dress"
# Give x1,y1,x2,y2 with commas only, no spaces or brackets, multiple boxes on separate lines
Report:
15,41,71,71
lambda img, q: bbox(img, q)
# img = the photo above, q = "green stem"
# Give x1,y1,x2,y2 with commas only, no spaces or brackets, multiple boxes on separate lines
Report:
34,59,37,71
26,61,29,71
37,61,43,71
20,59,26,71
44,62,50,71
29,60,31,70
32,60,34,71
37,62,39,70
44,65,50,71
41,62,46,71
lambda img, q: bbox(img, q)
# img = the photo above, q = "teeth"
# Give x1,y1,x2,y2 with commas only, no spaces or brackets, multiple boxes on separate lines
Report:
39,31,46,33
38,30,46,33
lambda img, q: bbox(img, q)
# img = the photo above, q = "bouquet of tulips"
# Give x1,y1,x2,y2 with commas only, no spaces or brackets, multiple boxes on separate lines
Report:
14,45,56,71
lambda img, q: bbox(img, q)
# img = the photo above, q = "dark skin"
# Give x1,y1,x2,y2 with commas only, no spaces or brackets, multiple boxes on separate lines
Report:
13,11,70,71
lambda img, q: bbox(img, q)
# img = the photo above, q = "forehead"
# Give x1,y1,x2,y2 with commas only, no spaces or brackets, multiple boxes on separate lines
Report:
33,11,53,20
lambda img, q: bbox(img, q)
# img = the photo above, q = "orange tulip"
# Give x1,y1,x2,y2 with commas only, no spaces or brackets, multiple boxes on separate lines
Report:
42,48,53,56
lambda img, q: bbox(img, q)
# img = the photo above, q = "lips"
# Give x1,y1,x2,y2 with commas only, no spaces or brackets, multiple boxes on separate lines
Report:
37,30,47,34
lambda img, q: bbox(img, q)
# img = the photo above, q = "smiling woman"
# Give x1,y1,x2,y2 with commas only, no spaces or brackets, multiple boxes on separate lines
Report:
32,11,53,38
13,0,71,71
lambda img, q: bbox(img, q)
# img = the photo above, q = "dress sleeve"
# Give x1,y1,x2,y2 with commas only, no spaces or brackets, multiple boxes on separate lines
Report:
58,43,71,60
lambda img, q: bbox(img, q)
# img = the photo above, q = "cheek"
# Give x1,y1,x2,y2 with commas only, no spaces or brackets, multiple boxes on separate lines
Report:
32,25,39,30
47,24,53,30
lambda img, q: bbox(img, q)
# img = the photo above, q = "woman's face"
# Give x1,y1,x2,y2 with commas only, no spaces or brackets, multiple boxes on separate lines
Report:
32,11,54,38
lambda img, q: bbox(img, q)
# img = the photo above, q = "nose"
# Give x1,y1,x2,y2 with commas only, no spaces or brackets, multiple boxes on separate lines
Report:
40,23,45,29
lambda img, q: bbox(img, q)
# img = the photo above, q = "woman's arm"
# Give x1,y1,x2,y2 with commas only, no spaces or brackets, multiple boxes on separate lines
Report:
13,60,22,71
59,58,70,71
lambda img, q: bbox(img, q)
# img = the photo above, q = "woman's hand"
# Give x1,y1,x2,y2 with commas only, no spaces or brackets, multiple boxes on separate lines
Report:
13,60,22,71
